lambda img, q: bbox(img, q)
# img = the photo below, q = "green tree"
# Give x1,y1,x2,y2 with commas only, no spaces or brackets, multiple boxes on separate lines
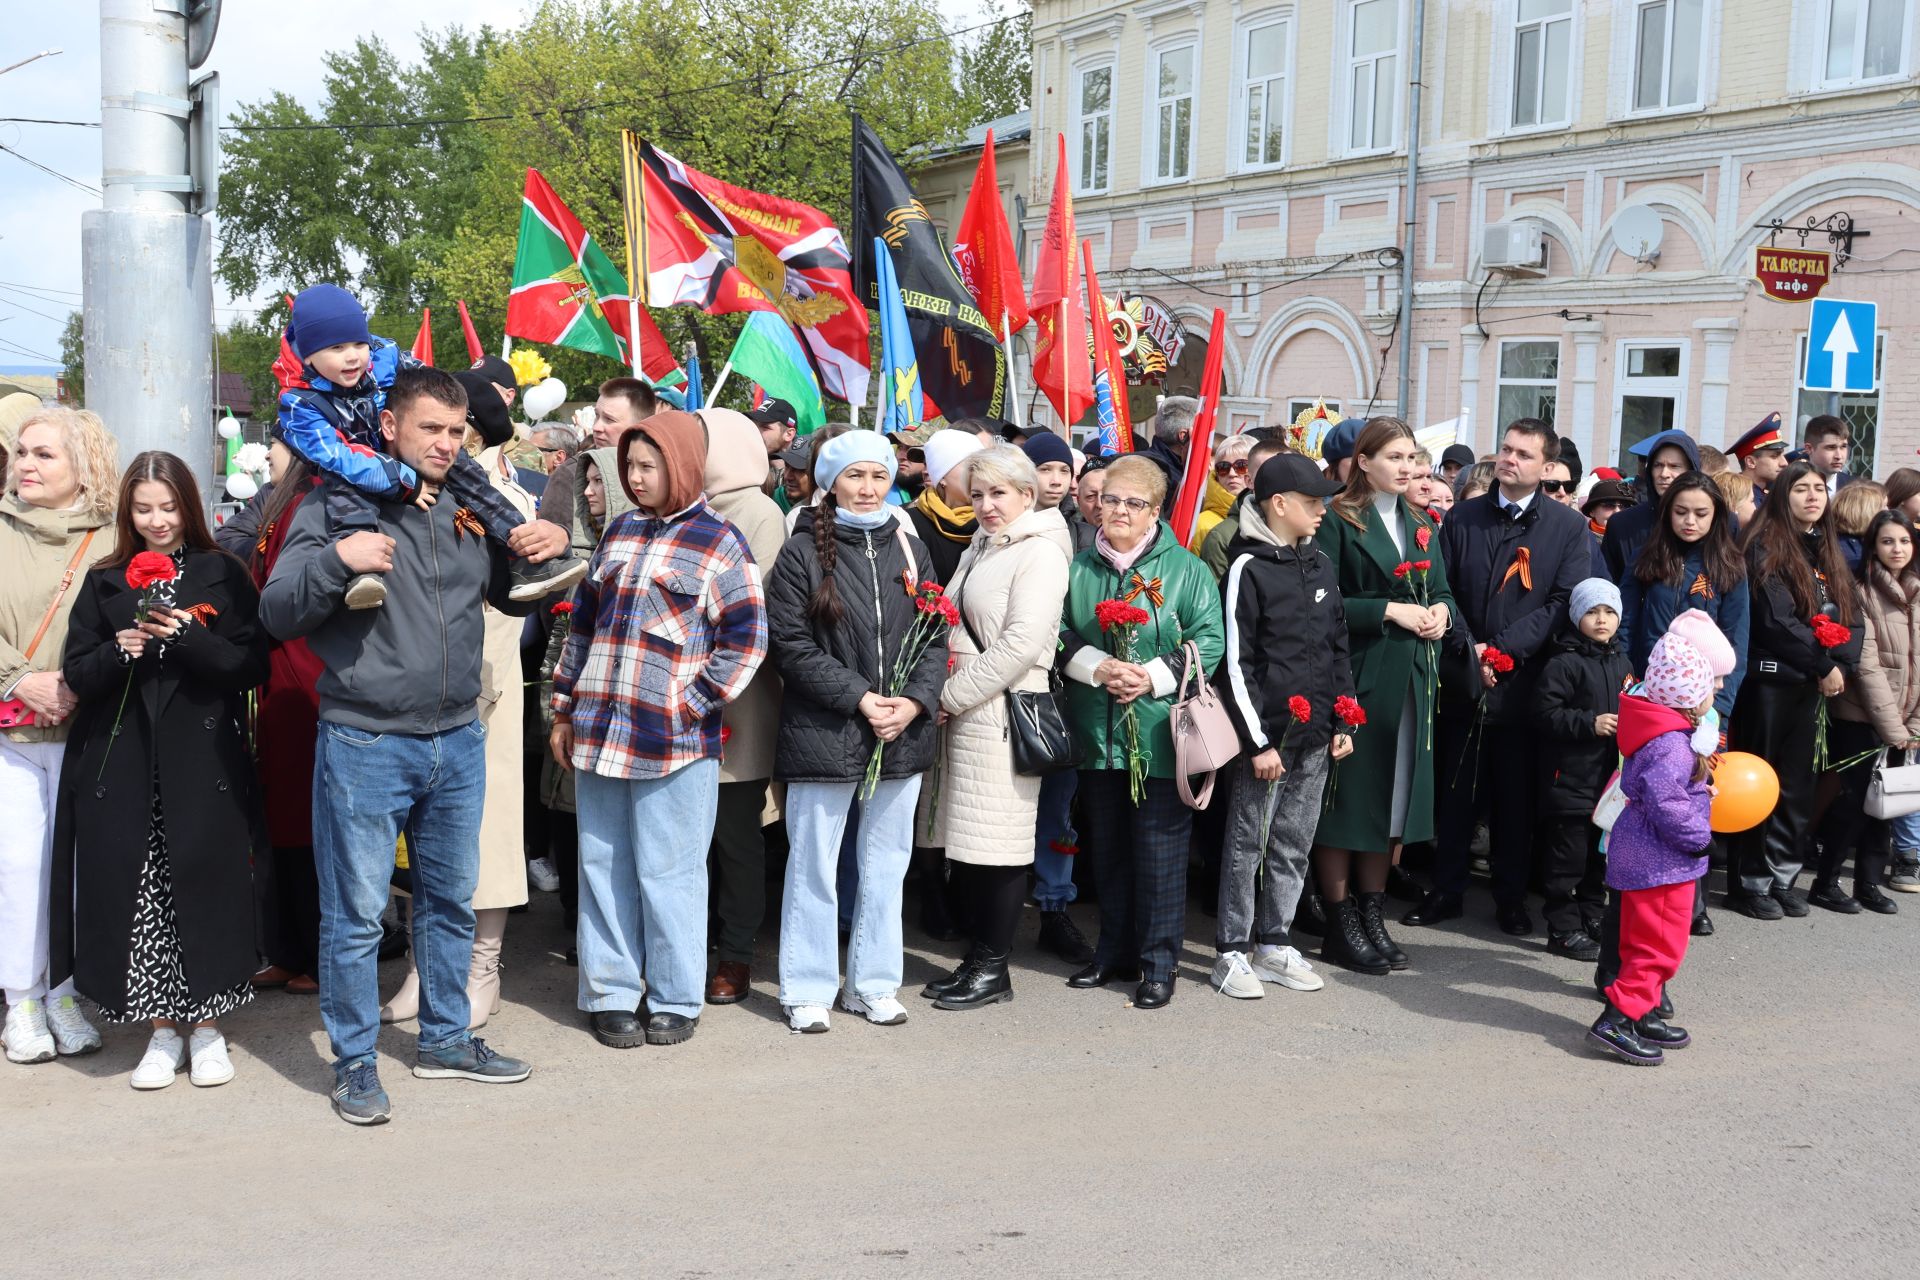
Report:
58,310,84,405
958,1,1031,125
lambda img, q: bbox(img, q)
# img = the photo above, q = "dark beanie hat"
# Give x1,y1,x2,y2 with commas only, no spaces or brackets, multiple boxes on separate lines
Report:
453,369,513,448
289,284,373,360
1021,430,1073,470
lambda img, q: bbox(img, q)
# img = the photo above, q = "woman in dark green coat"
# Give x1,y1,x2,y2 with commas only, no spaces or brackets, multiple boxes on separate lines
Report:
1311,418,1454,974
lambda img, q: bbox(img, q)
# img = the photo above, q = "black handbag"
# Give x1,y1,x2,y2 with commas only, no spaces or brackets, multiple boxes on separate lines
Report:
954,583,1083,776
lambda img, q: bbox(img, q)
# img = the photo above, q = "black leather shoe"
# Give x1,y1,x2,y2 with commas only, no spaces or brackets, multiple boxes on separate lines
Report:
1807,881,1861,914
1857,883,1900,915
1691,912,1715,937
1547,930,1602,961
1726,891,1784,921
1635,1012,1690,1048
644,1012,698,1046
933,951,1013,1011
1496,904,1533,937
1132,978,1174,1009
1294,890,1328,937
590,1009,645,1049
920,949,979,999
1036,911,1094,964
1588,1003,1664,1066
1773,886,1811,917
1401,891,1464,927
1358,892,1409,970
1323,897,1391,975
1067,961,1140,989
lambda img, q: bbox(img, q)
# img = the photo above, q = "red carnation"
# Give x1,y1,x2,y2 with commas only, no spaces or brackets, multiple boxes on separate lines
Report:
125,551,177,591
550,600,574,616
937,598,960,627
1414,525,1432,551
1334,695,1367,728
1393,561,1412,579
1413,559,1432,572
1288,695,1311,724
1811,615,1851,648
1484,646,1516,674
1095,598,1150,631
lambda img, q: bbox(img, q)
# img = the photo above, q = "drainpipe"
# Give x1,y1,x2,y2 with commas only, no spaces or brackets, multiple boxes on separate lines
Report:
1395,0,1425,421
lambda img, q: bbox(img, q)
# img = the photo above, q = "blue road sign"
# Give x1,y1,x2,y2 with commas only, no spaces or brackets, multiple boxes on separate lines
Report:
1804,298,1878,394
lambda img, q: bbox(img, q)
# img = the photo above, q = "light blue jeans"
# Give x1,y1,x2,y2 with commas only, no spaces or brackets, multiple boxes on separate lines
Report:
1033,768,1080,910
575,759,717,1021
313,720,486,1069
779,777,920,1008
1892,811,1920,856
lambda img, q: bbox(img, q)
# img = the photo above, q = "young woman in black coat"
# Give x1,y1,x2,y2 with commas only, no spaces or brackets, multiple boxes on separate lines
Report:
50,452,270,1090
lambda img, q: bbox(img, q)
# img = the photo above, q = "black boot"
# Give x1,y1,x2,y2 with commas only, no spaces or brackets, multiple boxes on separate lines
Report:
1357,892,1408,970
1294,889,1328,937
1322,897,1390,975
1807,879,1862,913
1857,848,1899,914
920,946,981,1000
1635,1012,1690,1049
1587,1002,1664,1065
933,950,1013,1010
1036,910,1094,964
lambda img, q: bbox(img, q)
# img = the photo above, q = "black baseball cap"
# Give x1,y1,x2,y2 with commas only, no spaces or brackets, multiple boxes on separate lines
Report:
747,399,799,433
776,437,814,470
1255,453,1344,502
1440,443,1476,470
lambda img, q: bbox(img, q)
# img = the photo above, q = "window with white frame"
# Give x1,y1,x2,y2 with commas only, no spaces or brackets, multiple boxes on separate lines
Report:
1075,65,1113,195
1151,46,1196,181
1795,332,1885,475
1495,340,1560,430
1614,342,1686,468
1346,0,1400,152
1287,399,1344,423
1511,0,1575,127
1633,0,1706,110
1241,19,1291,169
1817,0,1913,88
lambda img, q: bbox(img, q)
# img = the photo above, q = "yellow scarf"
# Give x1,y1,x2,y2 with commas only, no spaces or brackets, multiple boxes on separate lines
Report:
914,488,976,543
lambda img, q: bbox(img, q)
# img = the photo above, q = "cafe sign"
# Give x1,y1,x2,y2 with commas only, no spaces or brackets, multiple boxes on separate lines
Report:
1755,245,1832,302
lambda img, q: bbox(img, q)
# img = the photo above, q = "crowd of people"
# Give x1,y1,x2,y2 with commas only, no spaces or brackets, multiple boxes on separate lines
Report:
3,284,1915,1122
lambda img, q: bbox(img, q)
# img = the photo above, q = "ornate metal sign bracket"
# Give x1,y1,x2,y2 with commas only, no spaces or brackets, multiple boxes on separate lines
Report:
1764,212,1869,269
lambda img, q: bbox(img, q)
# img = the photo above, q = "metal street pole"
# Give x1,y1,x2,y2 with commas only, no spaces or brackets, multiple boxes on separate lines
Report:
83,0,216,502
0,49,63,78
1395,0,1426,422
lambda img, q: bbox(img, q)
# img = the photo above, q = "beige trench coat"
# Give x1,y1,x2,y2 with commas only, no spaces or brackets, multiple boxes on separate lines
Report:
472,446,533,910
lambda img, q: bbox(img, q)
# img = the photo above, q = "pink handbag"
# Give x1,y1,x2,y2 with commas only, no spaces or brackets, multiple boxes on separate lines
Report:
1172,640,1240,809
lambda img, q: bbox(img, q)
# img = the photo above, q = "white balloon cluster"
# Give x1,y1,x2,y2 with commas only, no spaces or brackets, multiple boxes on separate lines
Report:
225,439,272,501
522,376,568,422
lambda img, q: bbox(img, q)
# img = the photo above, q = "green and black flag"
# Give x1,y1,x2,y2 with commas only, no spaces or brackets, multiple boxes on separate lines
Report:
850,114,1007,421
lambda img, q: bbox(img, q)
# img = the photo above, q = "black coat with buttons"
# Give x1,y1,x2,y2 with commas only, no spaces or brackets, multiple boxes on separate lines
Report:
49,548,271,1012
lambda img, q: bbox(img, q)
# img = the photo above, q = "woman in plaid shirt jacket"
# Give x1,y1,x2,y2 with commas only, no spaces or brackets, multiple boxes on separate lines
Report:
550,412,767,1051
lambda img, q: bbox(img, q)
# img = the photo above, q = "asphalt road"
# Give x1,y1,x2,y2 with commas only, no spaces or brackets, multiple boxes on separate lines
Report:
6,886,1916,1279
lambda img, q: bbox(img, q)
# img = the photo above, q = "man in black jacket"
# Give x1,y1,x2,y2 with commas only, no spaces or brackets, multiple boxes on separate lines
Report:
1600,428,1698,583
1405,418,1592,937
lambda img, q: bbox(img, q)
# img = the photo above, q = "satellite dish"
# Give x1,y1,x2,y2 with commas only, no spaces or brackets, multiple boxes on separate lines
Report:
187,0,222,70
1614,205,1665,262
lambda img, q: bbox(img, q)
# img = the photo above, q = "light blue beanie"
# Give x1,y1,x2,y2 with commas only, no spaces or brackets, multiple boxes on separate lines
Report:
814,429,898,492
1570,577,1622,625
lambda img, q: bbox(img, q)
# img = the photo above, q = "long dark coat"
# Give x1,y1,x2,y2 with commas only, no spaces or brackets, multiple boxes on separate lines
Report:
49,547,271,1012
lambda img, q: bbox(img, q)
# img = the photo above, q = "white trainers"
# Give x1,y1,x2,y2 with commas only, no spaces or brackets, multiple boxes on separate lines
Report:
1251,945,1326,992
527,856,561,893
787,1005,831,1034
131,1028,188,1090
188,1027,234,1087
3,998,56,1064
839,991,908,1026
46,995,102,1056
1210,950,1266,999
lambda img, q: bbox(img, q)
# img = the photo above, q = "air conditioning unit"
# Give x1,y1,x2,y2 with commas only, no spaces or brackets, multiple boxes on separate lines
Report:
1482,220,1547,275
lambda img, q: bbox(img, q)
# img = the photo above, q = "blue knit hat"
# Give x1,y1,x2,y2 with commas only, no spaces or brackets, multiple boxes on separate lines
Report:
1021,429,1073,471
289,284,373,360
813,429,897,491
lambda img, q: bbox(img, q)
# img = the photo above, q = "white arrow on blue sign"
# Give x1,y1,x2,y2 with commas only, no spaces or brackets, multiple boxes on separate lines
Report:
1803,298,1878,394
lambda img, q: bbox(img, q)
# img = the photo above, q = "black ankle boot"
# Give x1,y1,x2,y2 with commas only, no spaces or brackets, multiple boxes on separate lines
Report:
1322,897,1390,975
1357,892,1408,969
920,947,981,1000
1588,1002,1664,1065
933,950,1013,1010
1635,1011,1690,1048
1294,890,1328,937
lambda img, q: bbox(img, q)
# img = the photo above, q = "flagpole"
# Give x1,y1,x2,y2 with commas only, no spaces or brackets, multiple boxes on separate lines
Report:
627,298,642,379
501,336,513,359
707,359,733,405
1002,316,1025,433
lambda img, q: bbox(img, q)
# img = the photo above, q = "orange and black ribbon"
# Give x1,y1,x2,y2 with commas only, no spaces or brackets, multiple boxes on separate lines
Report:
1499,546,1532,592
1689,573,1714,600
452,507,485,542
184,603,220,626
1122,572,1165,610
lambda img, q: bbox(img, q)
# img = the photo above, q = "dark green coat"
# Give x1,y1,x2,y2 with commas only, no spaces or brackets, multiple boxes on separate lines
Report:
1312,499,1454,851
1061,524,1225,776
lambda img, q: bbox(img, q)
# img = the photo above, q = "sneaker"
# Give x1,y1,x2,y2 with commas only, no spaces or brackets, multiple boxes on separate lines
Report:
130,1028,188,1090
1773,886,1811,918
188,1027,235,1087
526,856,561,893
2,998,56,1064
1726,891,1784,921
344,572,387,610
1209,950,1265,999
839,991,909,1026
1890,854,1920,893
332,1059,391,1126
1807,881,1862,914
45,995,101,1056
1250,944,1326,992
411,1036,531,1083
787,1004,831,1034
507,552,589,602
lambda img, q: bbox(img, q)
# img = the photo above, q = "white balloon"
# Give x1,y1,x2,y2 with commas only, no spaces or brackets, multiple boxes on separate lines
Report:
216,415,242,439
523,376,568,421
225,472,259,501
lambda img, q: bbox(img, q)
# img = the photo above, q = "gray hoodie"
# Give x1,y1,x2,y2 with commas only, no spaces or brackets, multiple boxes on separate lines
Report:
259,477,531,733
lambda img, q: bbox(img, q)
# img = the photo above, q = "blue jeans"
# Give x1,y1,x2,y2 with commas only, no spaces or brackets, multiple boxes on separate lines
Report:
314,720,486,1069
1892,811,1920,855
779,778,920,1007
574,760,716,1020
1033,769,1079,910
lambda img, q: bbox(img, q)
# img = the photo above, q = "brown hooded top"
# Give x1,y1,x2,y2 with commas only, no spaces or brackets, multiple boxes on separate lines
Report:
618,409,709,516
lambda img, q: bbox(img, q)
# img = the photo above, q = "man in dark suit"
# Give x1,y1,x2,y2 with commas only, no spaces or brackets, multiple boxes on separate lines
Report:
1404,418,1592,940
1803,413,1856,496
1600,428,1698,583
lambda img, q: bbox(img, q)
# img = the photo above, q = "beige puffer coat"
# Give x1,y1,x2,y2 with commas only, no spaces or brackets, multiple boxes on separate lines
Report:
0,495,116,745
698,409,785,785
1836,565,1920,748
922,505,1073,865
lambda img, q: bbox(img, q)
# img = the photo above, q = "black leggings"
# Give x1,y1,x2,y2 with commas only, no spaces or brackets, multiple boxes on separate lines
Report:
951,862,1026,955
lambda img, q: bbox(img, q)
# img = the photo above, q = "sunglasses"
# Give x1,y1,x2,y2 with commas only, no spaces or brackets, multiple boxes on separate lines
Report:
1214,459,1250,476
1540,480,1571,494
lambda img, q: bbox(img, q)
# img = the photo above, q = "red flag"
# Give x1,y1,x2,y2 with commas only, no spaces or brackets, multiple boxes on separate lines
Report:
952,129,1029,338
1168,309,1228,545
1081,241,1132,453
1030,135,1093,428
410,308,434,366
457,301,484,364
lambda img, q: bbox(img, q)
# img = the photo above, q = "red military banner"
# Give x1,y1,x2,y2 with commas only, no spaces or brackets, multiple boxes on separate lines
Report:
1755,245,1831,302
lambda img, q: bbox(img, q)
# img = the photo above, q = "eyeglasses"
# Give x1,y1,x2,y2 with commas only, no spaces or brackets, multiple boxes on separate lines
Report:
1098,494,1155,514
1540,479,1570,494
1213,459,1249,476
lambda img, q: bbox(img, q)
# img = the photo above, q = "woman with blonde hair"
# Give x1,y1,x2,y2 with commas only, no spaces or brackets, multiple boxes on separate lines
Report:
0,404,119,1063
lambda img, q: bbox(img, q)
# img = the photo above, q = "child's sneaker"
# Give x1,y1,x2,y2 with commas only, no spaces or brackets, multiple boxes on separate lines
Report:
507,552,588,602
1587,1003,1664,1066
344,573,387,610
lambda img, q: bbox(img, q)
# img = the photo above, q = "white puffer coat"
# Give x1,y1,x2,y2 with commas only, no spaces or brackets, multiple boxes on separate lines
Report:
923,505,1073,865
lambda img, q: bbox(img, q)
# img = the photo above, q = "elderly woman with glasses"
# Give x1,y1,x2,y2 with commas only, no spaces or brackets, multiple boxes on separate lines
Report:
1057,456,1224,1010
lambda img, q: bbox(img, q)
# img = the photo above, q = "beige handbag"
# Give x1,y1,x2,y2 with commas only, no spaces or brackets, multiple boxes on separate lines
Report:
1172,640,1240,809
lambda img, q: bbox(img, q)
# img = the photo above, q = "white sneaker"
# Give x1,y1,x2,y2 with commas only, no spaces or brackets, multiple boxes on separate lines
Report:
1210,950,1265,999
131,1028,187,1090
527,856,561,893
787,1005,831,1034
3,999,56,1064
839,991,908,1026
46,995,102,1056
188,1027,234,1087
1251,945,1326,992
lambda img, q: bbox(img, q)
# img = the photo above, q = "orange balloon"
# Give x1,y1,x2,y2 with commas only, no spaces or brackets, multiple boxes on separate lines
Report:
1710,751,1780,833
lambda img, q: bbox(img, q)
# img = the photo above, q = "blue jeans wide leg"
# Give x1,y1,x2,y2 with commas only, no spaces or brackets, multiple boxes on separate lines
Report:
1033,768,1079,910
844,776,919,1002
1891,810,1920,855
576,771,645,1013
405,721,487,1051
780,778,920,1007
631,759,717,1019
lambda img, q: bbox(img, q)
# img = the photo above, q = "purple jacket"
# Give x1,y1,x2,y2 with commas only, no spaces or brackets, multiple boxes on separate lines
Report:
1605,694,1713,891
